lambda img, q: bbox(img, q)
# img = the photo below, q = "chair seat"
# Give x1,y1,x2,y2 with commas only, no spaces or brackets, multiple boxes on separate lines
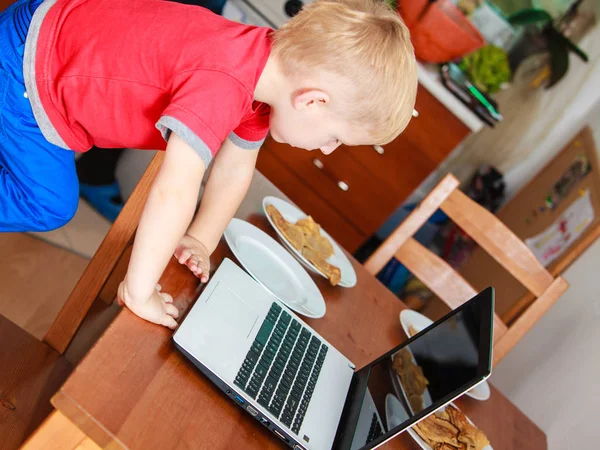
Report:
0,315,72,450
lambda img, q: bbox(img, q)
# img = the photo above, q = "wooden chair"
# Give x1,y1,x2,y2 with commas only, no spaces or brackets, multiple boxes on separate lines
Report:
0,153,164,449
365,174,569,366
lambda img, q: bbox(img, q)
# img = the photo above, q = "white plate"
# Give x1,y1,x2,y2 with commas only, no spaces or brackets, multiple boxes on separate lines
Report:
224,219,326,318
262,196,357,288
385,393,410,430
407,402,493,450
399,310,491,402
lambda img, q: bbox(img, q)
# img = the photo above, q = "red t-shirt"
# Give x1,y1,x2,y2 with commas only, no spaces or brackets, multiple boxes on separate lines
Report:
23,0,272,167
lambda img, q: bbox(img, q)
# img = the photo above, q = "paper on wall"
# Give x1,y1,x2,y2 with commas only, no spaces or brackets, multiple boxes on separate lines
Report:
525,189,595,267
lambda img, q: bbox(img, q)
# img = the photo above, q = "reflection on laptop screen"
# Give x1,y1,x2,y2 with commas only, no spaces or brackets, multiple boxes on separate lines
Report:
350,303,485,450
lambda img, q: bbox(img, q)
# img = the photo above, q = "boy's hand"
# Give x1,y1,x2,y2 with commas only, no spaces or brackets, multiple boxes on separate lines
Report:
174,234,211,282
117,281,179,329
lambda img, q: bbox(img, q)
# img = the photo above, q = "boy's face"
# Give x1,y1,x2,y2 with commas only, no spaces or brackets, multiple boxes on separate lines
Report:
268,89,371,154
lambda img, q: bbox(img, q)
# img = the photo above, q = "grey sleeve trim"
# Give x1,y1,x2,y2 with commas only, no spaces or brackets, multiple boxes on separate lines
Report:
228,131,265,150
23,0,70,150
156,116,213,168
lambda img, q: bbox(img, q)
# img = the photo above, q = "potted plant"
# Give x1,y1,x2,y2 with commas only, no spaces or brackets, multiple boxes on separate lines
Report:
507,0,589,88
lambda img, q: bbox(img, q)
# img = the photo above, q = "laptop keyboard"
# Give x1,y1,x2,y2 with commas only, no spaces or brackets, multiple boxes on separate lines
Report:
366,413,384,444
234,302,329,435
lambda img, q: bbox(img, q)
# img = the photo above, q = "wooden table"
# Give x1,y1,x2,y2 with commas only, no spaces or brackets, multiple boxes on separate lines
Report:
24,173,547,450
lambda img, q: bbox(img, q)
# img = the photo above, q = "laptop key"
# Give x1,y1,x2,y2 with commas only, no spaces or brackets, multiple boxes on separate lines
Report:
291,386,304,400
245,350,260,364
282,371,295,386
285,395,300,415
245,385,259,399
269,367,282,379
255,320,274,346
263,376,277,392
254,364,268,380
260,388,274,405
257,396,270,408
272,391,286,404
251,343,263,355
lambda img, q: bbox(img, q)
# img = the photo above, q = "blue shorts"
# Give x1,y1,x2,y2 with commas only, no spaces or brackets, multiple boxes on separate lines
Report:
0,0,78,232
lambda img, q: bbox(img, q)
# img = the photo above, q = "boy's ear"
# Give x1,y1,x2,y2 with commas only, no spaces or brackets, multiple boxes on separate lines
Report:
292,89,330,111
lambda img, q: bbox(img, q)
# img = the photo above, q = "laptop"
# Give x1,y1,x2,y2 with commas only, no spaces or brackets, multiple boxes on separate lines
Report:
173,258,494,450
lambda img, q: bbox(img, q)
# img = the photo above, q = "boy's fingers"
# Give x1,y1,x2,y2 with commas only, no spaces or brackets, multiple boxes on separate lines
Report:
199,260,209,273
164,303,179,319
177,248,192,264
156,283,162,292
161,292,174,304
161,315,178,330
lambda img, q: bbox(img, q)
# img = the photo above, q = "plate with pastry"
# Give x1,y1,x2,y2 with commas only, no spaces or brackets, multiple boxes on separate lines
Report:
224,218,326,318
400,309,491,402
262,196,357,288
407,402,493,450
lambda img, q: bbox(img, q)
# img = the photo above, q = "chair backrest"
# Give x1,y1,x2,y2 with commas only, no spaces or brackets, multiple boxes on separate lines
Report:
43,152,165,354
365,174,568,365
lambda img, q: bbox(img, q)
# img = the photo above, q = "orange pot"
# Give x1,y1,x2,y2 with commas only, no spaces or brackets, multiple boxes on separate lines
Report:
398,0,485,63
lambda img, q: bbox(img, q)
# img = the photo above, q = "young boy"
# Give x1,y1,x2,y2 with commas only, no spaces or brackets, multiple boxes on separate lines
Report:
0,0,417,328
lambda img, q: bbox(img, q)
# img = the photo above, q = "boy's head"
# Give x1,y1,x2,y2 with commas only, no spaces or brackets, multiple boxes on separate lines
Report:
267,0,417,154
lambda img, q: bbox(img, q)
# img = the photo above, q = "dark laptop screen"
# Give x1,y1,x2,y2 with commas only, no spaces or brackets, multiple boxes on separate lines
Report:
347,289,493,450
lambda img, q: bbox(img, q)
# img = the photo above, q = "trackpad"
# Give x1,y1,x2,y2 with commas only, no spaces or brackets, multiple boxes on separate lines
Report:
205,282,259,339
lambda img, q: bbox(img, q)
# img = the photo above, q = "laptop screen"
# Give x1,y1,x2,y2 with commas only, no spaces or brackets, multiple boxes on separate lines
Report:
345,288,494,450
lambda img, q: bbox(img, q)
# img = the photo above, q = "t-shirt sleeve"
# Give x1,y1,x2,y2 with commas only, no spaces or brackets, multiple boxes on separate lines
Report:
156,70,252,167
228,102,270,150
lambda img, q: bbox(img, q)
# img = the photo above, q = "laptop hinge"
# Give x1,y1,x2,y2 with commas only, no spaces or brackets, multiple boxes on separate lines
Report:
331,367,370,450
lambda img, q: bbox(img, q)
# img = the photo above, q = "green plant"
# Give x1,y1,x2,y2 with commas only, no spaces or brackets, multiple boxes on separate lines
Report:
459,45,512,93
508,4,588,88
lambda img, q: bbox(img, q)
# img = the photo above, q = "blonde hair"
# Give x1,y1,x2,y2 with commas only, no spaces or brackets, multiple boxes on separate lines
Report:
272,0,417,145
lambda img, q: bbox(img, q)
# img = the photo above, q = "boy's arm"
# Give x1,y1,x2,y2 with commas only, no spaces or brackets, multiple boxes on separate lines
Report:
174,137,259,281
119,133,205,328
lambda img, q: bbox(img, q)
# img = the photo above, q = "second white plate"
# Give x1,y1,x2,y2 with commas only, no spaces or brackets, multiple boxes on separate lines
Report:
262,196,357,288
399,309,491,401
224,218,326,318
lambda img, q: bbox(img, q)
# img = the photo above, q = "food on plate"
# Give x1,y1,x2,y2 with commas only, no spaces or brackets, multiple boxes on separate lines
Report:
438,444,460,450
296,215,320,234
392,348,429,413
266,204,341,285
302,247,342,286
304,229,334,259
413,411,459,448
413,405,490,450
265,204,305,251
408,325,419,337
446,405,490,450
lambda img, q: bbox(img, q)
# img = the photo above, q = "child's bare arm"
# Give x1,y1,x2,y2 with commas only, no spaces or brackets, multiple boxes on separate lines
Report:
174,137,259,281
118,133,205,328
